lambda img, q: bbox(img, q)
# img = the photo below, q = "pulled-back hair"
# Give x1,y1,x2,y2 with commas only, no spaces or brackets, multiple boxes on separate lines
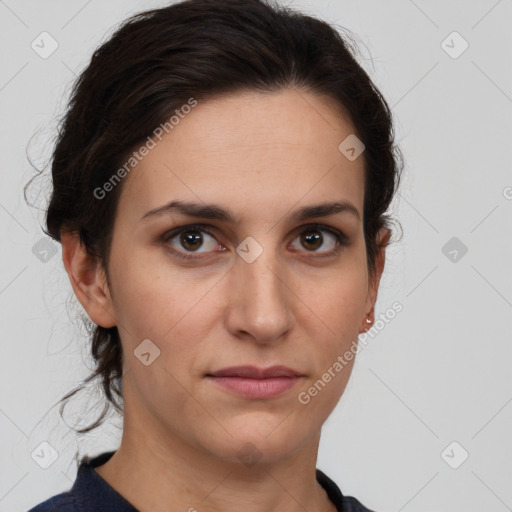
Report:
26,0,403,434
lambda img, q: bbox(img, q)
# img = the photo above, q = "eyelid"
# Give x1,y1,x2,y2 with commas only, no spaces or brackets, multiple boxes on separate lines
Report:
160,222,349,260
295,222,349,243
160,223,221,260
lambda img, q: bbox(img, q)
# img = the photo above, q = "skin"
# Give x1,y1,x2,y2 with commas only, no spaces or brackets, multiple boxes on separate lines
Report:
61,88,389,512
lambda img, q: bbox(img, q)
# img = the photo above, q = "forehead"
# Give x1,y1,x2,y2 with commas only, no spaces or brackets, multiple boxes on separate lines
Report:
118,88,365,225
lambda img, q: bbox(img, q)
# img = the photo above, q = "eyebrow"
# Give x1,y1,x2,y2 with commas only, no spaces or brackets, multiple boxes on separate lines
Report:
140,199,361,223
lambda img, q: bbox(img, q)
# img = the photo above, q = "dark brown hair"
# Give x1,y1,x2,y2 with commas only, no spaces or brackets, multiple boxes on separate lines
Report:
26,0,403,434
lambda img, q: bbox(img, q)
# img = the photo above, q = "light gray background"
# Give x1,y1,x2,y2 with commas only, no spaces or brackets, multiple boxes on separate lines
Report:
1,1,511,511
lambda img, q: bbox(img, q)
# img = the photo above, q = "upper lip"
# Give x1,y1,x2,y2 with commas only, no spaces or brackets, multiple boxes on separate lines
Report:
207,365,303,379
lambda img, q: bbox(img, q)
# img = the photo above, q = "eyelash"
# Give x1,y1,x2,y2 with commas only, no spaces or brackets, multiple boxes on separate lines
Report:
160,223,349,261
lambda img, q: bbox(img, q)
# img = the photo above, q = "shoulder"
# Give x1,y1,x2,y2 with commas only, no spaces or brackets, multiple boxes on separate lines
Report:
316,468,377,512
26,451,120,512
340,495,377,512
26,492,77,512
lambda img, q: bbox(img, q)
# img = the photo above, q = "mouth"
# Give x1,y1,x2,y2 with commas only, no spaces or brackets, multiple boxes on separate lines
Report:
205,365,304,399
207,365,303,379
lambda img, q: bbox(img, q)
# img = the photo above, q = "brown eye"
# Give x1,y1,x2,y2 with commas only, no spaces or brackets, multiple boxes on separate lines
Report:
162,224,223,259
179,230,204,251
300,230,323,251
290,225,348,255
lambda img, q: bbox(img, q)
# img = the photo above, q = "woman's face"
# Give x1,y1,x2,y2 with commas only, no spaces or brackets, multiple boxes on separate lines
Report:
82,89,386,466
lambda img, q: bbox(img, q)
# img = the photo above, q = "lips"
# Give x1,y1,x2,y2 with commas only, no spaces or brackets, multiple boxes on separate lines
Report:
207,365,303,379
206,365,304,399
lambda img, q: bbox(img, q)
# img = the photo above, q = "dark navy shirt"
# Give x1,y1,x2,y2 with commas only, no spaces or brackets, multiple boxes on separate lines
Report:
27,451,376,512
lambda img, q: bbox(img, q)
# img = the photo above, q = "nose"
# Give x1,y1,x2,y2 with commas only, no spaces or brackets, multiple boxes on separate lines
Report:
223,244,294,345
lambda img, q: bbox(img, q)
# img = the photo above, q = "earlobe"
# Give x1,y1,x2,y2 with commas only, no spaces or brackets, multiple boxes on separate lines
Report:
358,308,375,334
60,231,117,328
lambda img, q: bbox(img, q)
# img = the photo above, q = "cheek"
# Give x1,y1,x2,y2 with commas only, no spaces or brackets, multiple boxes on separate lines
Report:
108,245,198,336
109,256,222,391
299,256,368,379
305,254,368,324
112,266,212,413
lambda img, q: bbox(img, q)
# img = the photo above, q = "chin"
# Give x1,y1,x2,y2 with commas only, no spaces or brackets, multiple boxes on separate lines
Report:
206,421,310,467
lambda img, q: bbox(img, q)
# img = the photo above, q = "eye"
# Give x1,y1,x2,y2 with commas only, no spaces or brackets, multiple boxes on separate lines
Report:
289,224,348,255
162,224,224,259
160,223,348,261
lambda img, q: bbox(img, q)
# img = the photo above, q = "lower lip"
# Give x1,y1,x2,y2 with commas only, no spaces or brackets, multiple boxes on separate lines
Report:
206,376,301,399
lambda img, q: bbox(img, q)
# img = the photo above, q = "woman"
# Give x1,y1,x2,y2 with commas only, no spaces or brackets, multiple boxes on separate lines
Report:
27,0,403,510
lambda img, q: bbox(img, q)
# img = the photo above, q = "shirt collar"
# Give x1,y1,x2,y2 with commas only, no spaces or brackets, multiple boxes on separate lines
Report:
74,451,349,512
72,451,137,511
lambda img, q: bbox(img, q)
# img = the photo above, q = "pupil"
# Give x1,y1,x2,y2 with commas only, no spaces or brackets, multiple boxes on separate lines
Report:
302,231,321,250
181,231,202,250
179,230,323,252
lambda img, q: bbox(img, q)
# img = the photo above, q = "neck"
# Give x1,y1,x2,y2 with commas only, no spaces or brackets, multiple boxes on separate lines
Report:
95,399,336,512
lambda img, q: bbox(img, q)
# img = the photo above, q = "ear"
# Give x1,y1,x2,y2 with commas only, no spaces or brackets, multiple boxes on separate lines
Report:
61,230,117,328
358,227,391,333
